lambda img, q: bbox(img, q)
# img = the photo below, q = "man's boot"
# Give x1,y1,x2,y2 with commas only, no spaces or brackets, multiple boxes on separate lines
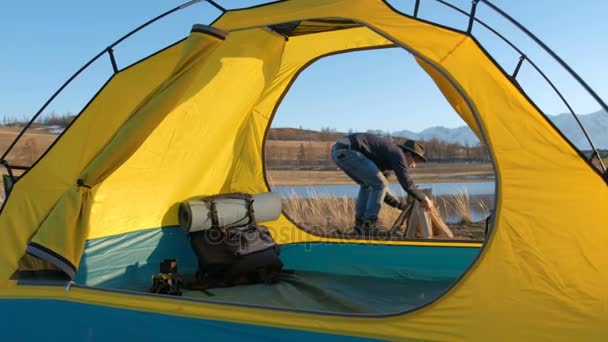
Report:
361,218,379,238
363,218,390,239
350,218,364,236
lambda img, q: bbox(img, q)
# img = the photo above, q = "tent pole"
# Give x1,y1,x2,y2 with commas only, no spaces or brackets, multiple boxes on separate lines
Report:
434,0,607,174
481,0,608,173
0,0,205,163
0,49,107,162
466,0,480,34
0,160,15,183
481,0,608,113
107,47,119,74
413,0,421,17
512,55,525,79
205,0,227,13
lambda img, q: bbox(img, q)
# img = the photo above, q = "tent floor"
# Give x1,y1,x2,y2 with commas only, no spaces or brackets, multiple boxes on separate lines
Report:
178,271,453,314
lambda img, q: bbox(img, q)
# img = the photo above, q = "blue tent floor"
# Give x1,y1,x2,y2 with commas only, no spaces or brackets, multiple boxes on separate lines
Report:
177,271,453,314
75,229,470,314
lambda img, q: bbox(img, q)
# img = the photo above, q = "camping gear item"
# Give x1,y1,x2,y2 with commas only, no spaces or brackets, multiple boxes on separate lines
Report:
178,192,282,232
189,224,283,290
183,193,283,290
390,190,454,239
151,259,183,296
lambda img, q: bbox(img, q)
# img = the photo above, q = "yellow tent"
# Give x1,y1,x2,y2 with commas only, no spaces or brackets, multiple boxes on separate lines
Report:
1,0,607,340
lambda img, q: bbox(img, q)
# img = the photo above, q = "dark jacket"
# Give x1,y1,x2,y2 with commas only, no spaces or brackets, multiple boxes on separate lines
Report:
348,133,426,202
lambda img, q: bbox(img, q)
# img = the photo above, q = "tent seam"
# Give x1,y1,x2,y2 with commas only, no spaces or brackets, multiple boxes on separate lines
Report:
439,36,468,64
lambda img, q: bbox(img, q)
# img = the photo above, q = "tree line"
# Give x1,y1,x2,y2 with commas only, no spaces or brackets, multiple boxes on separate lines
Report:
265,128,492,170
1,114,493,169
1,112,75,128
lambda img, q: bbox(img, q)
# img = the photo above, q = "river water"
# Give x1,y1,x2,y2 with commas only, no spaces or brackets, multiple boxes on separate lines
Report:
273,181,496,223
273,181,495,198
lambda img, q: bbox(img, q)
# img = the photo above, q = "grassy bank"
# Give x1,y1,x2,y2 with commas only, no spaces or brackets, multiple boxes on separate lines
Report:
282,190,490,240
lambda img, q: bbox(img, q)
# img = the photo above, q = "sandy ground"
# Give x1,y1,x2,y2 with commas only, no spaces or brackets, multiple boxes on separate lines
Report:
267,163,494,186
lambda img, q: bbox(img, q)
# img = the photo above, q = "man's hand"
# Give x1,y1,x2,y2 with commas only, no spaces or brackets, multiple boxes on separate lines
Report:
397,201,409,211
421,196,435,210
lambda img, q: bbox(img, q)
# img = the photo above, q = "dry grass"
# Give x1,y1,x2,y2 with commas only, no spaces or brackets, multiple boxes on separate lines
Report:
282,189,402,234
0,127,55,166
282,189,488,239
0,127,57,199
440,190,472,224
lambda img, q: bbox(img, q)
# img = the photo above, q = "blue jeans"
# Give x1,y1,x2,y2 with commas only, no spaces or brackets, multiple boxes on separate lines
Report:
331,144,389,221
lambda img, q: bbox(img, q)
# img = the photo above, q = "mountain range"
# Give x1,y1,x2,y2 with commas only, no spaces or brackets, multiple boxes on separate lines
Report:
392,110,608,150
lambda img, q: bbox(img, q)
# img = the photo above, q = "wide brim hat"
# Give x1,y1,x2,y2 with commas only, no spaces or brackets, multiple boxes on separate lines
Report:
399,139,427,162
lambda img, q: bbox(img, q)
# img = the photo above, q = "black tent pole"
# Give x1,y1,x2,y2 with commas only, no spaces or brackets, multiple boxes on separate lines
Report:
0,0,204,162
480,0,608,113
413,0,421,17
433,0,606,172
206,0,227,13
480,0,608,172
467,0,480,34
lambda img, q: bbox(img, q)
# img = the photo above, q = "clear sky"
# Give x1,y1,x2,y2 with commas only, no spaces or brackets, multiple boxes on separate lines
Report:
0,0,606,133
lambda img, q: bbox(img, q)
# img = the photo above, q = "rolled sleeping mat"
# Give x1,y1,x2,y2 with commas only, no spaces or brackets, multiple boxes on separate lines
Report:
178,192,282,232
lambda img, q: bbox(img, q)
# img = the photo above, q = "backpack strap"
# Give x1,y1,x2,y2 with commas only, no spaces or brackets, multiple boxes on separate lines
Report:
208,200,220,228
245,196,256,225
202,192,257,228
202,192,253,202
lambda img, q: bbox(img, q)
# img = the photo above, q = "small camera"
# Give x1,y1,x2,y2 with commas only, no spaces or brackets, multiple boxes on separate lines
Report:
160,259,178,274
151,259,182,296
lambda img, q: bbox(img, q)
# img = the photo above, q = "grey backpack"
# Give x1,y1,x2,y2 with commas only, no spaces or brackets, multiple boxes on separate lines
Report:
183,193,283,290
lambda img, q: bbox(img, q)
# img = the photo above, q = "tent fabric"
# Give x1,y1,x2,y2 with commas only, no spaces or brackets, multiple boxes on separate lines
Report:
0,38,193,281
84,25,394,241
415,57,481,139
27,30,227,276
269,19,361,36
74,226,478,290
4,299,375,341
73,226,476,314
3,300,380,342
180,272,453,314
1,0,607,340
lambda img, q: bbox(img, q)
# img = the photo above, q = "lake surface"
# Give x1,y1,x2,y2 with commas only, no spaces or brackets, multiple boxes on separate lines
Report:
274,181,495,198
274,182,496,223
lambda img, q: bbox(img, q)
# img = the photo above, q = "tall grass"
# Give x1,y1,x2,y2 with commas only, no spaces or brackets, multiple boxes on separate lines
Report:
281,188,489,238
441,190,472,224
435,189,491,225
281,188,403,234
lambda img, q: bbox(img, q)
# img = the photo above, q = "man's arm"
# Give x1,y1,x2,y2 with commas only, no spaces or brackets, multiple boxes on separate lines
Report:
391,153,427,202
383,187,404,209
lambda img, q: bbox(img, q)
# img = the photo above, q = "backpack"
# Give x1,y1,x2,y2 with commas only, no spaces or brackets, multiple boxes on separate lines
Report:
183,193,283,290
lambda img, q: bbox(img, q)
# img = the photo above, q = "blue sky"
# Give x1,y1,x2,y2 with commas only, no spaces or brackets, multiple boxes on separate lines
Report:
0,0,606,133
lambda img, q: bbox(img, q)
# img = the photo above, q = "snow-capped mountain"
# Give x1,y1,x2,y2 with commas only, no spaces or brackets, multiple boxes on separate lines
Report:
392,110,608,149
549,110,608,150
392,126,479,146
